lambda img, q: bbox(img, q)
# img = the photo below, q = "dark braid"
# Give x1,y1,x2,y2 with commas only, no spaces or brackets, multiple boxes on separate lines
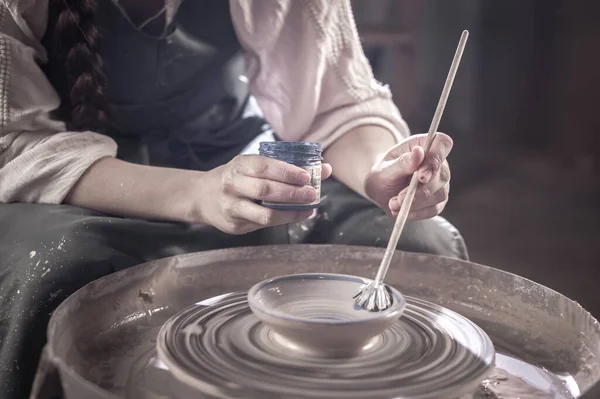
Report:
53,0,110,132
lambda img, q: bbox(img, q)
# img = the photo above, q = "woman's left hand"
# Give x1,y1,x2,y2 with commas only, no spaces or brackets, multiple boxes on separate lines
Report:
364,133,453,220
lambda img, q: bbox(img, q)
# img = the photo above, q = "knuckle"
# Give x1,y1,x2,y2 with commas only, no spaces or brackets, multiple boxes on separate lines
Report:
288,187,300,202
258,161,270,176
281,166,292,182
253,181,270,199
221,200,236,216
233,155,268,177
249,156,269,176
223,220,242,235
428,153,444,171
219,170,234,193
421,187,432,200
259,209,275,226
231,155,244,170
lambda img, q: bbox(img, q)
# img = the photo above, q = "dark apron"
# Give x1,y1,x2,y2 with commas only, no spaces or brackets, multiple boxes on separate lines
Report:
43,0,265,171
0,2,469,398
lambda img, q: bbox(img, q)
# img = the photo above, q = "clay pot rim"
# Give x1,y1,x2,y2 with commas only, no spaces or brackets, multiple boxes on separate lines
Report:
247,272,406,327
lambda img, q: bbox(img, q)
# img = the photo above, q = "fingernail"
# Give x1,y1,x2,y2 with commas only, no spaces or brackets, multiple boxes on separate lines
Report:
303,188,317,202
298,171,310,184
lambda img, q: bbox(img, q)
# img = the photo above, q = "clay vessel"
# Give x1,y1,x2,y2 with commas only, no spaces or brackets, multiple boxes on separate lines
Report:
247,273,406,357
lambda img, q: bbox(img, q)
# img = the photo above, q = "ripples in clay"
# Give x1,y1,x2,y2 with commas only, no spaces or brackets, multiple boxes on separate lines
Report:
122,292,579,399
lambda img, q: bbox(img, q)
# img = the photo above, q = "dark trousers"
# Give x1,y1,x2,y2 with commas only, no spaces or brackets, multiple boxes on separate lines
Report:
0,178,467,399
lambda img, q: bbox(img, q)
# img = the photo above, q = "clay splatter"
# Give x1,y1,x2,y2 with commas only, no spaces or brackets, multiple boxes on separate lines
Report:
49,290,63,301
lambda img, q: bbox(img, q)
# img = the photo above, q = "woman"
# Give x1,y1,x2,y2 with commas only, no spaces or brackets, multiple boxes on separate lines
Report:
0,0,464,397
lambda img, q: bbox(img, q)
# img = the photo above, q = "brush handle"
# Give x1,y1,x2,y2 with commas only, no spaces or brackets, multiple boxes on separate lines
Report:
373,30,469,285
373,172,420,283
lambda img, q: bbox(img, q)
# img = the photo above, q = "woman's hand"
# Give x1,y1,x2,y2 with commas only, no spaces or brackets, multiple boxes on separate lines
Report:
193,155,332,234
364,133,453,220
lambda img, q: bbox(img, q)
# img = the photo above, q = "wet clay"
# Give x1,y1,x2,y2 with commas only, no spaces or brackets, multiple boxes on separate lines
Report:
32,245,600,399
155,292,495,398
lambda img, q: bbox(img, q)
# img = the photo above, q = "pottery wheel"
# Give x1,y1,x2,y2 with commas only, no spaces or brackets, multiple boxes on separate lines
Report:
156,292,495,398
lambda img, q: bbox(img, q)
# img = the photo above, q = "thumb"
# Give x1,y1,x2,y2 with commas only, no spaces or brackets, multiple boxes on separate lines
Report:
377,146,425,185
388,146,425,177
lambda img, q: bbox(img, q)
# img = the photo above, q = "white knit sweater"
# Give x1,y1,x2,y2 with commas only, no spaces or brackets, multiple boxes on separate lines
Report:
0,0,409,204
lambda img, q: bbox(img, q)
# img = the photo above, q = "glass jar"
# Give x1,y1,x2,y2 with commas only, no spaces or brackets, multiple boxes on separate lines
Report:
258,141,322,211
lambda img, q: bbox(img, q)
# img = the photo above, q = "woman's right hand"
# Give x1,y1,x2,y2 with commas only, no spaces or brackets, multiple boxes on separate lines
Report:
191,155,332,234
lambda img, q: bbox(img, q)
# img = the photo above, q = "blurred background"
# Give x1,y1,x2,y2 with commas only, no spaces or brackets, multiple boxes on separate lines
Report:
352,0,600,317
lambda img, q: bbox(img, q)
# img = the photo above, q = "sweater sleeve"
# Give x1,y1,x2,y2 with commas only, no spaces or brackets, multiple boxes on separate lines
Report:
229,0,411,148
0,0,117,204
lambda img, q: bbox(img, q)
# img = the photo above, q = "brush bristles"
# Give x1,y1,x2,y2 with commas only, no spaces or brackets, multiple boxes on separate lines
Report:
353,283,392,312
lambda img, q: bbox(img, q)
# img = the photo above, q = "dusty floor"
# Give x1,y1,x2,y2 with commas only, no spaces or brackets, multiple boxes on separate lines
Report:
444,154,600,318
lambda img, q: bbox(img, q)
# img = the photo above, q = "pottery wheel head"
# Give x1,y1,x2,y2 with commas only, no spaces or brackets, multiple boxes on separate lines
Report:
156,292,495,399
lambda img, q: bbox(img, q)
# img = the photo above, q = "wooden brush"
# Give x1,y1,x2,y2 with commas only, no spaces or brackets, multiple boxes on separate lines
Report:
354,30,470,311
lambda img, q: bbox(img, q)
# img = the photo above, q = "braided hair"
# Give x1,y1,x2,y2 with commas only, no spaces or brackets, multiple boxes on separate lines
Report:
52,0,110,132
